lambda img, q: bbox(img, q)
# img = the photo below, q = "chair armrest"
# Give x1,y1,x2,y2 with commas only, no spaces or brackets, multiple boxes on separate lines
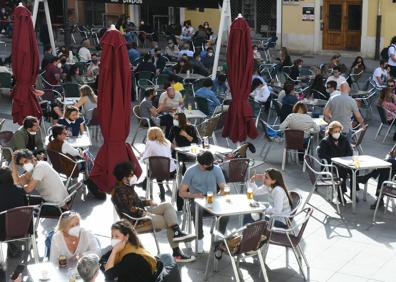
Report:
121,212,153,222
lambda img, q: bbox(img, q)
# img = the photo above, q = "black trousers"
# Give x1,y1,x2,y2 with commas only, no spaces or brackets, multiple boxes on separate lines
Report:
365,158,396,196
159,114,173,139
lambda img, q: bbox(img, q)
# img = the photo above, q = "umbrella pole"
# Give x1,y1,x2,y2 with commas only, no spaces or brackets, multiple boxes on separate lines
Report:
31,0,56,56
211,0,231,80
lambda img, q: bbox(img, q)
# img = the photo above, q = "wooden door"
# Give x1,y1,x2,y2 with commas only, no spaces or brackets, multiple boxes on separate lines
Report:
323,0,362,51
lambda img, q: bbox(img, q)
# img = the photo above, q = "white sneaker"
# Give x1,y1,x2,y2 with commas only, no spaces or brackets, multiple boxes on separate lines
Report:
197,239,204,254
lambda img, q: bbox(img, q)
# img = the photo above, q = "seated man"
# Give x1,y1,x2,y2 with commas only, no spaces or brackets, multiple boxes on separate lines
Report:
357,144,396,209
190,52,209,76
11,149,69,205
112,161,195,263
195,78,221,115
139,88,158,126
325,80,341,99
325,66,347,90
10,116,45,160
179,151,229,254
158,85,184,138
372,59,389,88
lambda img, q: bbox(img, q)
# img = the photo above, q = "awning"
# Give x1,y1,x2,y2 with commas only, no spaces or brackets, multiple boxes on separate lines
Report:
100,0,222,8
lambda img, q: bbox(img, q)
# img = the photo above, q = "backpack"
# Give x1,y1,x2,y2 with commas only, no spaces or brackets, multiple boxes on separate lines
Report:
381,44,396,61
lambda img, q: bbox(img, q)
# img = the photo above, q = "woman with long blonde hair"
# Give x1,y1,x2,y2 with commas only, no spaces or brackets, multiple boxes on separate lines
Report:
74,85,97,123
143,127,176,202
49,211,101,265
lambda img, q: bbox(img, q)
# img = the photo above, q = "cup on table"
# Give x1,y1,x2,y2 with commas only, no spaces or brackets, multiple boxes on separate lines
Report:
190,143,197,153
41,269,49,280
247,187,253,200
223,186,230,196
207,192,214,205
188,103,192,113
58,254,67,268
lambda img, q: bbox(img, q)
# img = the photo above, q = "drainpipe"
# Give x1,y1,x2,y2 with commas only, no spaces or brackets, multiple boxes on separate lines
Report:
374,0,382,60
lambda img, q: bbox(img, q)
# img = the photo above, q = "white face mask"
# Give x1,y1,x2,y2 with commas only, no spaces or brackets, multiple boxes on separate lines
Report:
332,132,341,140
57,63,62,69
111,239,122,248
129,175,138,186
68,225,81,237
23,162,34,173
208,52,214,57
173,119,179,127
28,131,37,135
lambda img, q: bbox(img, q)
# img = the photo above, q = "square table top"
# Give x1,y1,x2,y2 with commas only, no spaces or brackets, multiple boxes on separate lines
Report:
195,194,268,217
176,73,205,81
312,118,328,127
182,109,207,120
331,155,392,170
45,131,92,149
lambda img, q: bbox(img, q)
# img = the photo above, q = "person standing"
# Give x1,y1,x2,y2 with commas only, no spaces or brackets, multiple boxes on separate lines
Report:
387,36,396,78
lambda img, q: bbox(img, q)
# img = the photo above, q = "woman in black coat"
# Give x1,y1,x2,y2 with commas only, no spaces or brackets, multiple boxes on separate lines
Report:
318,121,353,201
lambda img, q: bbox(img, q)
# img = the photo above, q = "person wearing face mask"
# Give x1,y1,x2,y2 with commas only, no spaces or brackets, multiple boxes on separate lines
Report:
143,127,177,202
190,52,209,76
165,39,179,59
325,66,347,90
318,121,353,202
100,220,157,282
179,151,229,254
9,116,45,161
202,47,215,70
153,47,167,75
111,162,195,263
49,211,101,265
44,56,62,87
11,149,69,205
324,82,365,140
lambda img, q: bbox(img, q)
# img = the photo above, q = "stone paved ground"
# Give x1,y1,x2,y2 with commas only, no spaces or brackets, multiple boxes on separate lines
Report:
1,41,396,281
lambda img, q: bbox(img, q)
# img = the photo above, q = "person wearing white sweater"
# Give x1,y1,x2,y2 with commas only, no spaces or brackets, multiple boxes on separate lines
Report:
49,211,101,265
246,168,292,228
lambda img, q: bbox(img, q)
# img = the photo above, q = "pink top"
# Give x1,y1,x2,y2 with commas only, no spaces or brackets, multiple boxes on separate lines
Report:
382,101,396,121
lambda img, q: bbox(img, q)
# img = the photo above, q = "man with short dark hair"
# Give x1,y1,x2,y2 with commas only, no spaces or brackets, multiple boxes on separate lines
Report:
325,80,341,99
195,78,221,115
10,116,44,159
372,59,389,87
153,47,167,75
112,161,195,262
190,52,209,76
202,47,214,70
179,151,229,253
11,149,68,204
139,88,158,126
325,66,347,90
135,53,156,74
128,42,140,63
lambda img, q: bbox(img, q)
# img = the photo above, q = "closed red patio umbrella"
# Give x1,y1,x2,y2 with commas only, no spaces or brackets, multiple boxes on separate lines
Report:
11,5,42,125
222,17,258,142
89,26,142,193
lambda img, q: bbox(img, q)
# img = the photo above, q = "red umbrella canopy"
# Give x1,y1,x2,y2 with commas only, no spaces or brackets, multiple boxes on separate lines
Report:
222,17,258,143
11,5,42,125
89,28,142,193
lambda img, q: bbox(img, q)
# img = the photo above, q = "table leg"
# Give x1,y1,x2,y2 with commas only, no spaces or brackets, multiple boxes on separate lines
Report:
204,217,218,281
195,203,198,256
352,170,357,213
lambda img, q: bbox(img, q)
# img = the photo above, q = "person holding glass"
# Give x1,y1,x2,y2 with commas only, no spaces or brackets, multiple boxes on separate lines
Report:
49,211,101,265
245,168,292,228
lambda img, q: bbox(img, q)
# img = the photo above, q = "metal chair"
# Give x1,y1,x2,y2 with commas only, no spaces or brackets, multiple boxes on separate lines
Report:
215,221,269,282
46,149,86,191
111,199,161,255
0,206,39,263
0,119,5,131
303,154,344,214
219,158,250,193
375,106,396,143
135,71,155,81
264,208,313,281
282,130,311,171
34,181,83,231
259,120,283,161
196,114,222,145
0,130,14,164
351,125,368,154
194,96,211,116
86,108,101,140
0,72,12,96
145,156,178,205
131,105,151,148
137,79,156,102
155,74,169,89
311,89,328,100
373,179,396,222
62,83,81,98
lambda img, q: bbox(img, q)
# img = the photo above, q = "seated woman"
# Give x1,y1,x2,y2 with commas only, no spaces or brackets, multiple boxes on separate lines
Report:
47,124,83,159
250,78,271,103
101,220,157,282
310,74,329,100
49,211,101,265
245,168,292,228
66,64,84,84
318,121,353,202
279,101,320,139
278,81,298,122
347,56,366,86
74,85,97,124
378,87,396,123
58,106,85,137
111,163,194,262
174,56,192,74
143,127,177,202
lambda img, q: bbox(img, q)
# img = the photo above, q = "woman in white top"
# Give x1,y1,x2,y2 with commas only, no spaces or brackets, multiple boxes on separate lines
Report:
250,78,271,103
247,168,292,228
143,127,176,202
74,85,97,123
49,211,101,265
279,101,320,139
